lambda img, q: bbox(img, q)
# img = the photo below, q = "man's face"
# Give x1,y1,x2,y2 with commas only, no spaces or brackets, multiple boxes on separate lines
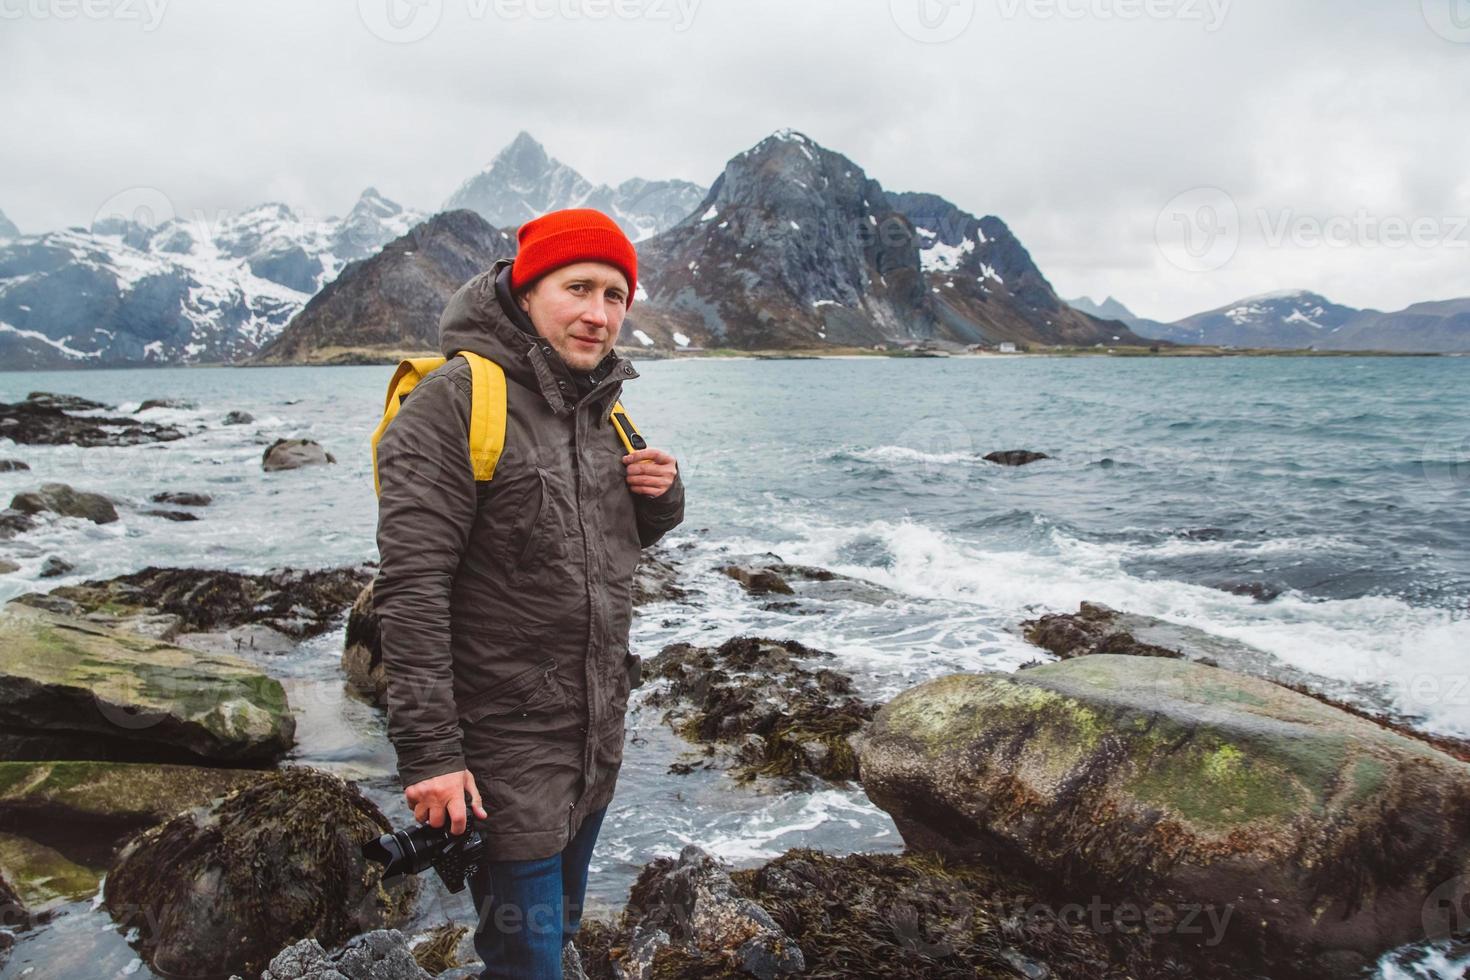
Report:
516,261,629,373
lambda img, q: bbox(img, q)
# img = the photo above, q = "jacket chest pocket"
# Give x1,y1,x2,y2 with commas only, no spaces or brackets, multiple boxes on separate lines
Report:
457,656,570,723
501,465,568,582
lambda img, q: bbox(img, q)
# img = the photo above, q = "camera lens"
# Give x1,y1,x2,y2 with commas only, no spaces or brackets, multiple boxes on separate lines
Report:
361,824,439,878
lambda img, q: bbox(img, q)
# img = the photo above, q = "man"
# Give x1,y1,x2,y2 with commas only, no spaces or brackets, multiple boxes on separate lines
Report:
373,207,685,978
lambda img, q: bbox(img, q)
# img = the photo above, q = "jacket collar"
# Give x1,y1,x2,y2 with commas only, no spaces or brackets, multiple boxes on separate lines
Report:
437,257,639,417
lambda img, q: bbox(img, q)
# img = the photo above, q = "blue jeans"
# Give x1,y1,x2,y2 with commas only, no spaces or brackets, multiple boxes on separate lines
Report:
467,805,607,979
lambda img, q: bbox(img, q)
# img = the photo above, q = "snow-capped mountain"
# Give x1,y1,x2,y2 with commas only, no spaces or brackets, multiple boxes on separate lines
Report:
889,191,1146,347
0,209,18,239
0,188,424,369
443,131,706,243
1114,289,1470,352
1145,290,1358,348
627,129,1143,350
255,209,513,365
1069,292,1470,352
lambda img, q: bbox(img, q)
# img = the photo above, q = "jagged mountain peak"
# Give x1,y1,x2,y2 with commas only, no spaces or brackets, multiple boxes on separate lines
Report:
443,131,705,242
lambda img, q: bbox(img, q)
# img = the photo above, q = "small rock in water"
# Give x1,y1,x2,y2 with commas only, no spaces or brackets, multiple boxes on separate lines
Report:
222,410,255,426
9,483,118,524
141,508,199,522
38,556,73,578
720,564,794,595
150,491,212,507
134,398,197,413
24,391,111,412
0,459,29,472
263,438,336,471
0,510,35,539
984,449,1050,466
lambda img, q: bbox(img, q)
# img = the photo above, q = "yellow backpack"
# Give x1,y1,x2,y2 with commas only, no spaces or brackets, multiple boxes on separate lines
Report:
370,350,644,497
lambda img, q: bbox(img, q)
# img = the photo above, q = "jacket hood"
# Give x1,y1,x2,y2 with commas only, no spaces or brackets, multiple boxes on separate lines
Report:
437,257,638,417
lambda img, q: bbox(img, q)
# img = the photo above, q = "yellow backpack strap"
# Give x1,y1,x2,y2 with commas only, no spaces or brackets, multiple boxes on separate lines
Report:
459,350,507,481
371,356,447,497
609,400,646,454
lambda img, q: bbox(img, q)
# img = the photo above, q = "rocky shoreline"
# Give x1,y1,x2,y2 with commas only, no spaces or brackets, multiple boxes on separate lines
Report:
0,545,1464,978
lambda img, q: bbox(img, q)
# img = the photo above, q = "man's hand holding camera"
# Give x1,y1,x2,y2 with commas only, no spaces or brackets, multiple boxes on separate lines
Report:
406,769,488,836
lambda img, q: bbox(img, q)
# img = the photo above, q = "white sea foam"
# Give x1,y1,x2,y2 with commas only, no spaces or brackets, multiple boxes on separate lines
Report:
682,512,1470,738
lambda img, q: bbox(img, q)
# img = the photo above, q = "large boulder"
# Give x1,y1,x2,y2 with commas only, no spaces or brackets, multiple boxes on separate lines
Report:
0,759,267,832
0,831,99,915
9,482,117,524
105,766,419,979
150,490,212,507
0,602,295,764
263,438,336,471
855,655,1470,975
0,761,268,920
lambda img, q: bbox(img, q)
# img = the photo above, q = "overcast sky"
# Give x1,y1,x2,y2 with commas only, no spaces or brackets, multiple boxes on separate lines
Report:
3,0,1467,321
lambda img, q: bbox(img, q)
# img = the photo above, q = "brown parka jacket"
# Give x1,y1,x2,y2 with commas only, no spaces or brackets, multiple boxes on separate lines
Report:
373,257,686,860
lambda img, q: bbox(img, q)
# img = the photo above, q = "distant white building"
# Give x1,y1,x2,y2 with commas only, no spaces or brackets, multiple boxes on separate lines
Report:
998,342,1017,353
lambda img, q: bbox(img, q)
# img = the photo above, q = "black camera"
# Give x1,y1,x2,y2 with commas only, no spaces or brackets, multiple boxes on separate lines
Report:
361,811,484,893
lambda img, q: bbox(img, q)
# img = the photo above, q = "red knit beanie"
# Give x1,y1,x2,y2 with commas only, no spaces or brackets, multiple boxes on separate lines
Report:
510,208,639,308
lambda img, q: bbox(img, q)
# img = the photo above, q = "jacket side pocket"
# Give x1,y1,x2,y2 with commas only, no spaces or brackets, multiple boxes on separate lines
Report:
457,657,568,723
